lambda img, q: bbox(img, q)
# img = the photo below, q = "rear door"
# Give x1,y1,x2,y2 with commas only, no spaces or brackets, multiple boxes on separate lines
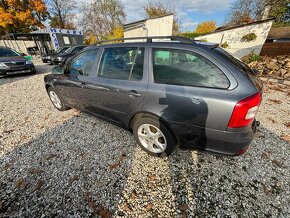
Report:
83,46,148,124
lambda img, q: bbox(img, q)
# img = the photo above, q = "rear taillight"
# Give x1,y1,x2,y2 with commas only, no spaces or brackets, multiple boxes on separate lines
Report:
228,93,261,128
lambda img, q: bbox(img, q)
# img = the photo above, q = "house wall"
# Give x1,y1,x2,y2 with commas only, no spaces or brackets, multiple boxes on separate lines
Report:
124,15,173,40
123,25,147,41
195,21,273,58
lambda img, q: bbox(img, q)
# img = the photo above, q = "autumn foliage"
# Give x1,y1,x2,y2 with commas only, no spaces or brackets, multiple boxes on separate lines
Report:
0,0,48,34
195,21,217,34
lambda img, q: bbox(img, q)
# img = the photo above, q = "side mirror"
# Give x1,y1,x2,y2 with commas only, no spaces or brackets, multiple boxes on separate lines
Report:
52,65,64,75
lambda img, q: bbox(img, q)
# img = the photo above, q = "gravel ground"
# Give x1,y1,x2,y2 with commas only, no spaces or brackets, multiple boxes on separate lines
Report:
0,64,290,217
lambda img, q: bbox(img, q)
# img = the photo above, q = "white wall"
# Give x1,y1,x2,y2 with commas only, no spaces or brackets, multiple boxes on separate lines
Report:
0,39,36,53
124,15,173,40
195,20,273,58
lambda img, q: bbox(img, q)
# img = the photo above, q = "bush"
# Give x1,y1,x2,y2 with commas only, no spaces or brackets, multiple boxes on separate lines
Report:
241,33,257,42
179,31,202,39
220,41,229,48
242,53,263,63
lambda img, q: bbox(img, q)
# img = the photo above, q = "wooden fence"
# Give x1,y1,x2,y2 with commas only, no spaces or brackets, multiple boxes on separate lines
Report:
260,42,290,57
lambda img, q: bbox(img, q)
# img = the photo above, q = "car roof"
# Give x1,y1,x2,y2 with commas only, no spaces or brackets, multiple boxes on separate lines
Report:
83,41,218,52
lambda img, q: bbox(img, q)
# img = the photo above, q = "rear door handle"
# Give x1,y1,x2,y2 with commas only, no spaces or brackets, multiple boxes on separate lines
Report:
128,90,141,98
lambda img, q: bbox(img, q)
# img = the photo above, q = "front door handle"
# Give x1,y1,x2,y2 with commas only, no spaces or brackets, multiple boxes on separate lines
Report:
128,90,141,98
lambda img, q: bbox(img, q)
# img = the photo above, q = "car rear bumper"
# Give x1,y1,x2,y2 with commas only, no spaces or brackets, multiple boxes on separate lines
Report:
42,57,51,63
170,120,257,155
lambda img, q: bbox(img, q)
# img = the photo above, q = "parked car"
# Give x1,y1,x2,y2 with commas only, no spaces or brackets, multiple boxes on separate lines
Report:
51,45,87,65
0,46,36,76
44,36,263,157
42,47,70,64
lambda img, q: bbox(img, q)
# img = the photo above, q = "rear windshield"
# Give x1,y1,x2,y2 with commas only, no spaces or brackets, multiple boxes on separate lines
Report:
0,48,20,57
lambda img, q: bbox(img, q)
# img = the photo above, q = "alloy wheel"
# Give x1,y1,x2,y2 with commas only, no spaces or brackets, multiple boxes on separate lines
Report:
49,91,62,109
137,124,167,153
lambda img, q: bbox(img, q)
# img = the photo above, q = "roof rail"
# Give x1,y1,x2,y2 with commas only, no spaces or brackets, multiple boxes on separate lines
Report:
94,36,196,45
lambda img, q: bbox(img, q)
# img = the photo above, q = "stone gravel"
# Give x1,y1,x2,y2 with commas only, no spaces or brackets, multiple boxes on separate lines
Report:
0,64,290,217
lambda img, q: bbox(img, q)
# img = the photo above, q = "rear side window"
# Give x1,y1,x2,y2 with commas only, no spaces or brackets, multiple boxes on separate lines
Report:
98,47,144,81
153,48,229,89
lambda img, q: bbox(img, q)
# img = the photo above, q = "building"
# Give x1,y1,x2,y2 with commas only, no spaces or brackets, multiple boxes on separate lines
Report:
0,28,84,56
195,18,274,58
260,26,290,57
123,14,173,41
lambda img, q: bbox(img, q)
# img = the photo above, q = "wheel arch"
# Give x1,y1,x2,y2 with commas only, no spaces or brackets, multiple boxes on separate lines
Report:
128,111,180,146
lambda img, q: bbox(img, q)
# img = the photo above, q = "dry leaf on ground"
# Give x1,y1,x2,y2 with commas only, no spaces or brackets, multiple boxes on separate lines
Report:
68,175,79,186
15,178,27,190
30,168,44,174
146,203,153,211
32,180,44,192
123,202,133,212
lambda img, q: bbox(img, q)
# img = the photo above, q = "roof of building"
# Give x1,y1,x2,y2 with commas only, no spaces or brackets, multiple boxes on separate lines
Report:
197,18,275,37
267,26,290,39
123,13,174,28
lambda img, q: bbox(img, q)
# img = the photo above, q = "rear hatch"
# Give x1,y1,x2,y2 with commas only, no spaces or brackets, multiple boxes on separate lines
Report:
213,47,263,92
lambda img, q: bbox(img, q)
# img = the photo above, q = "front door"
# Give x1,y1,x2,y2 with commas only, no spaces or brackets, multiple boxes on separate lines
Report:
53,49,99,109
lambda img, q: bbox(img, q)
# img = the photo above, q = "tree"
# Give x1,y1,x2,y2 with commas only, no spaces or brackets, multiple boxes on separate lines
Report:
0,0,48,34
268,0,290,26
226,0,264,25
144,2,180,35
48,0,76,29
195,21,217,34
226,0,290,26
81,0,126,40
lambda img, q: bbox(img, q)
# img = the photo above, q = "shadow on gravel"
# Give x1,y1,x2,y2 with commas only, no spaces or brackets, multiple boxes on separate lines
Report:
166,127,290,217
0,114,136,217
0,64,52,86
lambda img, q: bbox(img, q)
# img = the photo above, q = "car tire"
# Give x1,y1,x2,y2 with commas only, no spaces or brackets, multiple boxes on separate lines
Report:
133,116,176,157
47,87,69,111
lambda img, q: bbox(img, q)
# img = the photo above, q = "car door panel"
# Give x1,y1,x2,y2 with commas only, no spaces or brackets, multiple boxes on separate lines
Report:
82,46,149,124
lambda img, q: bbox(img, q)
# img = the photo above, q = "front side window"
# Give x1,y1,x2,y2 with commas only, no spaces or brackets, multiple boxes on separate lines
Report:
66,49,99,76
153,49,230,89
98,47,144,81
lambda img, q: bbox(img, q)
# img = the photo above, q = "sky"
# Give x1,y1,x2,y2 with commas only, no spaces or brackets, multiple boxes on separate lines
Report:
120,0,236,31
66,0,236,31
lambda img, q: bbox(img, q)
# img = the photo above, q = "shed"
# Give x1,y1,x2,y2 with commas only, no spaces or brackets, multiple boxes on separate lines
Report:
123,14,174,41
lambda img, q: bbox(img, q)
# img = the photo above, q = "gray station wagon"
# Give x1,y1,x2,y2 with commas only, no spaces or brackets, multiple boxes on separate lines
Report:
44,36,263,157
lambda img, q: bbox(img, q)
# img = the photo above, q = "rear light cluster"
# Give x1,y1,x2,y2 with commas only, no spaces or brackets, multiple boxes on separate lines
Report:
228,93,261,128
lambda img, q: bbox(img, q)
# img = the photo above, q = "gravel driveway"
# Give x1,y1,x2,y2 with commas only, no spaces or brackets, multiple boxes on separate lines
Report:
0,64,290,217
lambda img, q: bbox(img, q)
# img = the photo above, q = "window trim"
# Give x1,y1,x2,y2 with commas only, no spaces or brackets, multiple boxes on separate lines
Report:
151,47,231,90
96,46,145,82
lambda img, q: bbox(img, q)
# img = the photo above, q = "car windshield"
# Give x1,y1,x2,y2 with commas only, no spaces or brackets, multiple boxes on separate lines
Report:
0,48,20,57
